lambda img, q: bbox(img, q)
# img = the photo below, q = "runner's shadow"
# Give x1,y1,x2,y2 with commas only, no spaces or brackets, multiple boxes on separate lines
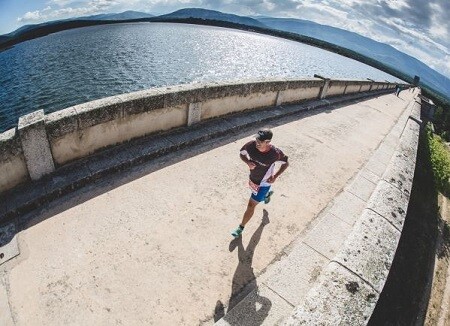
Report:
214,209,271,325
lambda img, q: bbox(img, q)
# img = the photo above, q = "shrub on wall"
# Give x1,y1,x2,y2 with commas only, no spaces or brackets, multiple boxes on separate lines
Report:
426,123,450,196
433,106,450,141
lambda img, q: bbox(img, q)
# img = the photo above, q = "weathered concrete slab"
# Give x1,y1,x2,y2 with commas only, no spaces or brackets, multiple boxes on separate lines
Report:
398,118,420,159
18,110,55,180
45,162,92,199
334,209,401,291
328,190,366,226
261,243,329,306
410,101,421,120
365,155,390,178
284,262,378,326
359,167,380,185
126,137,174,160
276,103,309,116
366,180,408,231
85,150,121,178
163,120,233,150
117,88,164,116
382,132,400,151
0,128,28,194
345,171,377,202
74,95,123,129
376,140,396,160
216,285,293,326
188,102,202,126
221,108,278,131
369,145,394,166
46,107,79,140
5,179,49,216
387,102,411,139
382,151,415,196
0,222,19,265
364,146,393,177
303,213,353,259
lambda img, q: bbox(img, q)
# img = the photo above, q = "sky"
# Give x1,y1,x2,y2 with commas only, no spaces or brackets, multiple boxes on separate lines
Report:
0,0,449,79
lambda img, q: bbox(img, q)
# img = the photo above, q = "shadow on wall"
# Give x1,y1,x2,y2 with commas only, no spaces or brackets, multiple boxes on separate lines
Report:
368,126,442,325
213,209,272,325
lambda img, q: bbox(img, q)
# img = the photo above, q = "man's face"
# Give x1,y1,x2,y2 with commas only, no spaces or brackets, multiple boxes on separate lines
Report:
255,138,271,152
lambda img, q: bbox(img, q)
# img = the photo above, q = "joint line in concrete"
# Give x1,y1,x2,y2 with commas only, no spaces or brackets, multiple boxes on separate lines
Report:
366,207,402,232
360,173,378,186
328,210,353,227
302,241,333,261
346,188,369,203
381,180,409,199
262,283,296,308
330,260,379,294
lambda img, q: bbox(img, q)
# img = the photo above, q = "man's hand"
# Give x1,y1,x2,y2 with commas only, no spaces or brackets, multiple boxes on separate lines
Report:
247,162,256,170
267,175,277,183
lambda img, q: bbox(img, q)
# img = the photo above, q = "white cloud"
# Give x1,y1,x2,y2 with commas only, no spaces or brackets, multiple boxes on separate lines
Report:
429,3,449,41
18,11,42,22
384,0,410,10
48,0,77,6
18,0,121,23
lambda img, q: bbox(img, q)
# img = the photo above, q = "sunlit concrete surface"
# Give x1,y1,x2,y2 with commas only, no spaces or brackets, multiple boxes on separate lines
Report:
0,91,415,325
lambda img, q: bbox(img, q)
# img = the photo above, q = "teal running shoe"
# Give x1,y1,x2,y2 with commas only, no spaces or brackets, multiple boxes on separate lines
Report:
231,226,244,238
264,191,274,204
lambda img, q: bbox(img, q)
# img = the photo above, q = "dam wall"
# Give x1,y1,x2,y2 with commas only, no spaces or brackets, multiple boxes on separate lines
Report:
0,78,399,195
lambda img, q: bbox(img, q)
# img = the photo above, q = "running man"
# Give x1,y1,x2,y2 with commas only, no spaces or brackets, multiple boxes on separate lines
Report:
232,129,289,238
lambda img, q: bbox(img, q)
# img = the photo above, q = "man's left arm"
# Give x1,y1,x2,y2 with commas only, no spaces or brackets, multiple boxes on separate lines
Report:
268,161,289,183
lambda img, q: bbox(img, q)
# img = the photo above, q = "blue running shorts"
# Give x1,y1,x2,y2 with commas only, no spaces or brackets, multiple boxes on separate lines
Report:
251,185,271,202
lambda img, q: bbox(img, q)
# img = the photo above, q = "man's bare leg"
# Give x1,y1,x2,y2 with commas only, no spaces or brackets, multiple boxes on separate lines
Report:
241,199,259,227
232,199,259,238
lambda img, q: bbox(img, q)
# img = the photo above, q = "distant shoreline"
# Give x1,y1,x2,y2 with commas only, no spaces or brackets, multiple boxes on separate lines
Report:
1,17,448,104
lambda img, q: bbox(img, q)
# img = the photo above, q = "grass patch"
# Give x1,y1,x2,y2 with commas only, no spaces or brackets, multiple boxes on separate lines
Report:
426,123,450,196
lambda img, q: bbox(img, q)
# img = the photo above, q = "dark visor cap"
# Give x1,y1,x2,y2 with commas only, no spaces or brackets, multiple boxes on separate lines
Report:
256,129,273,141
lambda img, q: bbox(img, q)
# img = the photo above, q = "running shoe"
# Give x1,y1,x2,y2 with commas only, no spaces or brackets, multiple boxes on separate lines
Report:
231,226,244,238
264,191,274,204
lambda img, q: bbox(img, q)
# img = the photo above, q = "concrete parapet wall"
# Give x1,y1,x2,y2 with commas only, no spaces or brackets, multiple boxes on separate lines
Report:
0,78,404,195
0,128,29,193
345,83,363,95
327,80,348,97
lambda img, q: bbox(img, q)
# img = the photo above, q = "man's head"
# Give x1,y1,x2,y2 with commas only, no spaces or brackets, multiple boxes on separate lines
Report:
255,129,273,152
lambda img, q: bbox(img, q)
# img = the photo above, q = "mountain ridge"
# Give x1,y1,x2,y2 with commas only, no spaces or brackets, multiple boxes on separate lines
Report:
258,17,450,103
1,8,448,103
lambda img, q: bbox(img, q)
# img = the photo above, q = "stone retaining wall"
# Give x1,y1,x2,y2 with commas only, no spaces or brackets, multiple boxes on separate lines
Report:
0,78,400,195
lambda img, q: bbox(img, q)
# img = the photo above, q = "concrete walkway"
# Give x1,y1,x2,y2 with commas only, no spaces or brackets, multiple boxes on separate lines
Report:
0,91,415,325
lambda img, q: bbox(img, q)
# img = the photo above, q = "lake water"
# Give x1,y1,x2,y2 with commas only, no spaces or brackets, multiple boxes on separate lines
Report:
0,22,400,132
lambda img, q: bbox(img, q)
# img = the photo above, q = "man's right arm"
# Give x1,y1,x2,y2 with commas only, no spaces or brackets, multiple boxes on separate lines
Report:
240,150,256,170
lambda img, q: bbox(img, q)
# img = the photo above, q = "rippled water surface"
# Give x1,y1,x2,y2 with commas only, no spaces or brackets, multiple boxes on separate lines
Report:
0,23,400,132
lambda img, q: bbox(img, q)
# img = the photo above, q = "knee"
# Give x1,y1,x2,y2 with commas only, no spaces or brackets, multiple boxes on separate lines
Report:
247,200,258,209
